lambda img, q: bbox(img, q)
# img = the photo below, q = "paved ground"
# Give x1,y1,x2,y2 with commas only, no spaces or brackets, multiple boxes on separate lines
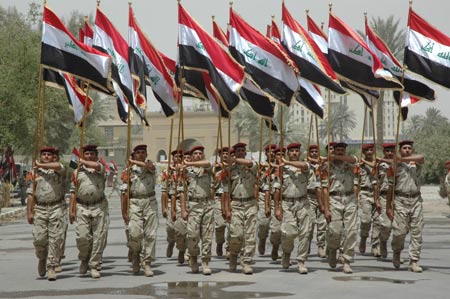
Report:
1,185,450,299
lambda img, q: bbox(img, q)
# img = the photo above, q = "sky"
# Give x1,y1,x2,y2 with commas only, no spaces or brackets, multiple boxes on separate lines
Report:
2,0,450,117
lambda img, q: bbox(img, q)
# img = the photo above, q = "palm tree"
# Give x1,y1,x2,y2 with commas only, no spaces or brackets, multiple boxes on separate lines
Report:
320,103,357,142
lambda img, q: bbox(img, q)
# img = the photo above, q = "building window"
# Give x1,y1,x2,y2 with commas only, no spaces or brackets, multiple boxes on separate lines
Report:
105,127,113,141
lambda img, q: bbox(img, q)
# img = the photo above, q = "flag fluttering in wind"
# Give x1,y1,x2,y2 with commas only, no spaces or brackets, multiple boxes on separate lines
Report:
282,3,345,94
178,3,244,113
69,147,80,169
229,7,299,106
404,8,450,89
307,15,328,54
129,6,179,117
41,5,112,94
328,12,403,91
84,19,94,46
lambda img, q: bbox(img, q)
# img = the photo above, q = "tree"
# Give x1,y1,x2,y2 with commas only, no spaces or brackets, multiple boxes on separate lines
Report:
319,103,357,142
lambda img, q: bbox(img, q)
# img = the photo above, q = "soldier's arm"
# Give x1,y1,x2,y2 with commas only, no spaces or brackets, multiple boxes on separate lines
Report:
161,191,168,218
386,185,394,221
170,195,177,222
273,189,282,221
233,157,254,167
180,192,188,221
264,190,271,217
330,154,357,163
26,193,34,224
282,159,308,171
79,159,102,171
69,192,76,224
184,160,212,168
120,191,129,225
398,154,425,165
322,187,331,223
360,158,376,168
34,161,63,171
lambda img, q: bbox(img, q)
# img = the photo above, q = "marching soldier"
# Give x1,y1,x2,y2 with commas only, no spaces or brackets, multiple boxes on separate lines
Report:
322,142,358,274
375,143,396,258
274,143,311,274
357,144,382,256
180,145,214,275
222,142,258,274
53,148,67,273
386,140,425,272
257,144,276,256
69,145,108,279
306,144,326,258
27,146,66,281
120,144,158,277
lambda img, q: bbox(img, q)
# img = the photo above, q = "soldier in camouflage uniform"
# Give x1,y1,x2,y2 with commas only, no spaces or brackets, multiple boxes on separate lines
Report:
180,145,214,275
273,143,311,273
357,144,382,257
222,142,258,275
257,144,276,256
306,144,326,258
375,143,395,258
120,144,158,277
27,146,66,281
53,149,67,273
69,145,108,279
322,142,358,274
386,140,425,273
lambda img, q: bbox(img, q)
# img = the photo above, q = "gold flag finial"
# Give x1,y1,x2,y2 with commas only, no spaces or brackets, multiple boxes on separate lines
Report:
212,15,215,21
409,0,413,7
129,2,132,6
306,9,310,16
329,3,333,12
271,15,275,20
229,1,233,7
97,0,101,7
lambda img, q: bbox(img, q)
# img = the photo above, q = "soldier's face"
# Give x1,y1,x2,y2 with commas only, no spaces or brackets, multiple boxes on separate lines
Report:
363,147,374,159
334,147,345,156
221,151,229,163
53,154,60,162
191,150,203,161
235,147,246,159
40,151,53,163
134,150,147,162
288,148,300,161
184,155,191,162
309,149,319,159
83,151,98,161
275,151,284,163
265,150,275,163
399,145,413,157
383,148,394,159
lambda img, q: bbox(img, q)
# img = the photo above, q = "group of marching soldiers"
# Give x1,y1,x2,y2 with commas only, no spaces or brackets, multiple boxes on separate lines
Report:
27,138,426,280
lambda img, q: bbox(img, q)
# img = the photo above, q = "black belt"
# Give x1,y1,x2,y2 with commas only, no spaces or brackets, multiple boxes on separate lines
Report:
283,195,307,202
76,198,104,206
35,200,64,207
189,197,211,202
232,197,255,202
330,191,354,197
395,191,421,198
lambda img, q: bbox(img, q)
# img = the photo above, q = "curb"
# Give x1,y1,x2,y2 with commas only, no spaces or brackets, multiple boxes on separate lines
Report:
0,207,27,221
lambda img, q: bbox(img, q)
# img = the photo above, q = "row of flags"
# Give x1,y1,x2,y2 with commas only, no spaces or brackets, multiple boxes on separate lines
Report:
40,2,444,130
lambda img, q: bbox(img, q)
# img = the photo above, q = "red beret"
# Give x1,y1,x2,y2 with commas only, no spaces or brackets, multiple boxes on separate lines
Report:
82,144,98,152
40,146,56,154
274,146,286,154
287,142,301,150
133,144,147,152
229,148,235,154
217,146,229,154
171,149,183,156
325,142,337,150
334,142,347,149
183,149,191,155
264,143,277,151
54,148,60,155
232,142,247,149
190,145,205,153
399,140,414,147
362,143,374,150
445,160,450,166
308,144,319,151
382,143,396,149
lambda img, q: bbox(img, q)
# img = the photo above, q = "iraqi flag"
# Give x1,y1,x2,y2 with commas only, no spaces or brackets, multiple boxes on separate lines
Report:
404,8,450,89
43,69,93,124
270,17,324,118
229,7,299,106
84,19,94,46
41,5,112,94
365,17,434,104
328,12,403,91
178,3,244,113
129,6,178,118
202,72,229,118
282,4,345,94
69,147,80,169
94,8,148,125
307,15,328,54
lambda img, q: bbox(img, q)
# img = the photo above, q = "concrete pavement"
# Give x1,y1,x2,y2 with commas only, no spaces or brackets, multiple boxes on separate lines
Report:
0,185,450,299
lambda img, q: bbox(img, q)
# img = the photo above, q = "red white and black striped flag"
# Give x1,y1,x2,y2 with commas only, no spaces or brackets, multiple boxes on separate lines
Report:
229,7,299,106
41,5,112,94
282,3,345,94
405,8,450,89
328,12,403,91
178,3,244,113
129,6,178,117
365,17,434,118
84,19,94,46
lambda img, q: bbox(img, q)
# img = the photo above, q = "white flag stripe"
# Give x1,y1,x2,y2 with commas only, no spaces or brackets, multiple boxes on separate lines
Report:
113,81,129,113
283,24,318,65
309,32,328,54
407,28,450,69
299,78,324,108
229,27,298,91
42,23,110,77
63,76,84,123
366,39,403,77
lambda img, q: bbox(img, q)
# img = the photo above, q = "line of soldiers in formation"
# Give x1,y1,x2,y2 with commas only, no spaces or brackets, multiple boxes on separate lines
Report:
27,139,425,280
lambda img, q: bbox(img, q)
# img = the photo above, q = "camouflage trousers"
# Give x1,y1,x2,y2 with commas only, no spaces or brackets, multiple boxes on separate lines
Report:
213,196,227,245
186,199,214,262
373,194,392,243
229,198,257,265
33,202,66,268
128,196,159,264
308,195,327,248
166,200,176,245
358,191,381,246
270,201,282,247
173,198,187,252
391,195,424,261
60,202,69,259
281,197,311,262
257,193,270,243
327,194,358,262
75,199,109,269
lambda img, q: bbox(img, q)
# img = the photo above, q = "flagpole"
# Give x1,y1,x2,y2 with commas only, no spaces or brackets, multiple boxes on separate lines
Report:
357,105,368,195
258,118,263,176
307,112,313,150
314,114,324,210
39,69,47,148
326,89,331,201
279,104,284,215
126,100,132,217
166,118,174,201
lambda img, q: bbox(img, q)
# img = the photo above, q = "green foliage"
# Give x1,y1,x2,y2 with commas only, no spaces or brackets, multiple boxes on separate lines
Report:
319,103,357,142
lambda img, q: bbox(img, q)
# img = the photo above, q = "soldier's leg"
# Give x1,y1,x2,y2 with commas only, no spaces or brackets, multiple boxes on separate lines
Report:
358,193,373,253
186,202,202,259
280,202,297,258
269,202,282,260
391,199,409,268
214,197,226,255
200,201,215,275
142,198,159,265
128,199,144,257
371,209,381,250
308,198,318,249
47,204,65,269
32,206,49,276
257,195,270,255
378,196,392,257
241,200,257,270
229,201,244,256
89,201,110,271
295,200,311,263
408,199,424,263
316,207,328,251
342,196,358,263
75,204,93,264
326,198,344,268
166,201,176,255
